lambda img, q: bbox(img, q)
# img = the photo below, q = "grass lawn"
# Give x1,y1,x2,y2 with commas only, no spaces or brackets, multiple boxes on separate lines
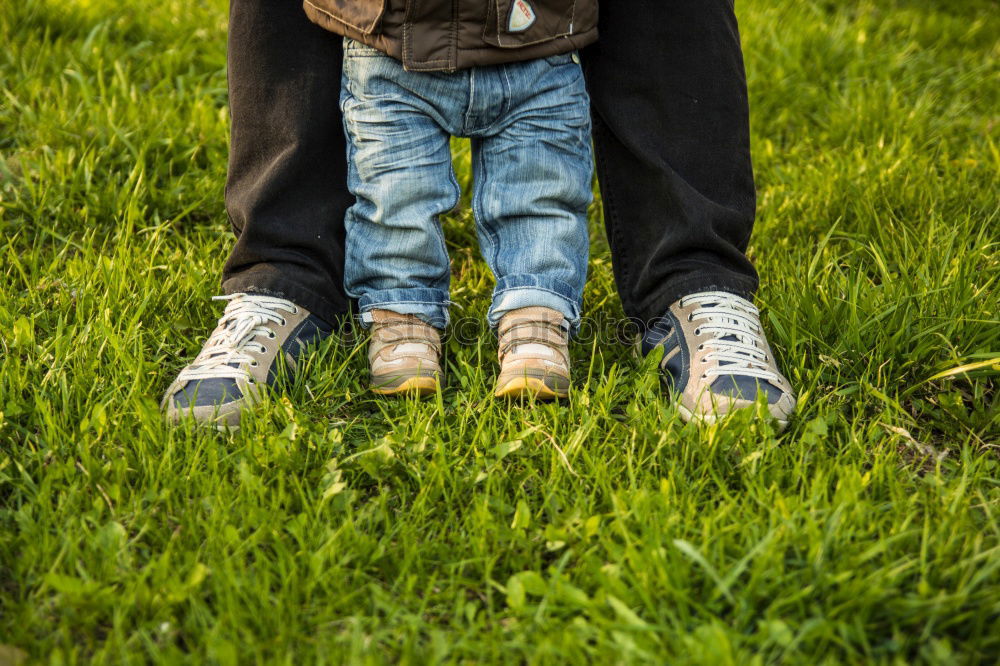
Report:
2,0,998,662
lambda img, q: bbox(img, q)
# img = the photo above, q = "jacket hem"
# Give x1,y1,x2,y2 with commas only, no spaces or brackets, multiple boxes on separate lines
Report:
303,2,598,72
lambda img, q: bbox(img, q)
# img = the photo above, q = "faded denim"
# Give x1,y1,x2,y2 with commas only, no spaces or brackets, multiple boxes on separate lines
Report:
340,39,593,330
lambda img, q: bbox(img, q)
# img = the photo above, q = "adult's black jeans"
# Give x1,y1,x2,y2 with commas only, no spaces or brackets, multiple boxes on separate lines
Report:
222,0,758,330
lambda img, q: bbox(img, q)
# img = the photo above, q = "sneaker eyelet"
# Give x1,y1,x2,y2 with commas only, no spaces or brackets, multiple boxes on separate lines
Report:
280,318,287,326
250,361,259,367
268,332,276,339
292,307,299,314
694,328,701,336
687,314,694,322
697,344,704,351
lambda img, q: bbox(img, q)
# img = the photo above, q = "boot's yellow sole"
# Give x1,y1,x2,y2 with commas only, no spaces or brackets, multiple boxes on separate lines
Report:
372,376,440,397
494,376,568,400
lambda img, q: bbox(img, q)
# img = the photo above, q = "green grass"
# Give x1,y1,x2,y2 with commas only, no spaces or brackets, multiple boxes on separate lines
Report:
2,0,998,662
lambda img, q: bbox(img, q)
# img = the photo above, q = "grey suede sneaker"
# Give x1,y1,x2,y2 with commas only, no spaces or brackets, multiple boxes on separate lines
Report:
162,293,333,430
638,291,796,429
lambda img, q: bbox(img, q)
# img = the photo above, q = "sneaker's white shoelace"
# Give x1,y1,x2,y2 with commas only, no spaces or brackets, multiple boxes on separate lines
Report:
681,291,779,383
177,294,298,383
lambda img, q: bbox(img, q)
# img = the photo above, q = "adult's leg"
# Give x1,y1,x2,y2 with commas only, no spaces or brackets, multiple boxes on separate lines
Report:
222,0,352,324
583,0,758,329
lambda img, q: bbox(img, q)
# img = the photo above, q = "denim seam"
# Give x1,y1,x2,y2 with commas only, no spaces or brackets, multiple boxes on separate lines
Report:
341,102,361,302
463,68,476,134
343,39,384,57
436,163,461,287
341,63,358,116
494,63,513,134
361,300,449,307
493,285,578,301
472,142,503,272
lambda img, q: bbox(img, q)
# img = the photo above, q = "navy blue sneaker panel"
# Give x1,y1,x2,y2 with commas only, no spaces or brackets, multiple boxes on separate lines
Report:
641,310,689,393
709,375,784,403
266,314,334,385
172,377,243,408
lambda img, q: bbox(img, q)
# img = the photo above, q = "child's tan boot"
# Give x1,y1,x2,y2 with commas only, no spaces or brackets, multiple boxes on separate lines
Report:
367,309,442,396
495,306,571,400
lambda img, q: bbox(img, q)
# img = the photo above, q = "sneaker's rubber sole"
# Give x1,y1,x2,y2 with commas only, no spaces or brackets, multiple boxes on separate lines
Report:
164,402,244,432
494,376,568,401
677,402,790,432
371,375,440,397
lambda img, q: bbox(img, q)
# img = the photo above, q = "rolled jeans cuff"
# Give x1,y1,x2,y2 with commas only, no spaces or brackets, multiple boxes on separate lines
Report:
357,288,450,329
488,274,582,331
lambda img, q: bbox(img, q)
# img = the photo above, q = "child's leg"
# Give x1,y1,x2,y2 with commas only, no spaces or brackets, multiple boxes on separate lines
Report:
341,43,460,330
471,55,593,399
470,55,593,331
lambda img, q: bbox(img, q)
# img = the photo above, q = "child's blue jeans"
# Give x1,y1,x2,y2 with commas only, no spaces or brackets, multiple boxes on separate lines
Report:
340,38,593,331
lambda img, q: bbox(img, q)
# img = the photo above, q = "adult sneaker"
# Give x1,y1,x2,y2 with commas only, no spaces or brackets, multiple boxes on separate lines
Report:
495,306,571,400
162,293,333,429
367,309,442,396
638,291,796,429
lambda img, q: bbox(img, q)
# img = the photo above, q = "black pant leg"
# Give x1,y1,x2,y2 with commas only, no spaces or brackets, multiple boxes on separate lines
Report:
221,0,351,323
583,0,759,328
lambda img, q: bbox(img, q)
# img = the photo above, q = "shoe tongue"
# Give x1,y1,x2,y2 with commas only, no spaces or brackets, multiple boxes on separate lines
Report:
717,333,741,367
502,307,565,329
511,342,554,357
715,333,768,373
514,306,559,318
371,309,422,325
394,342,430,355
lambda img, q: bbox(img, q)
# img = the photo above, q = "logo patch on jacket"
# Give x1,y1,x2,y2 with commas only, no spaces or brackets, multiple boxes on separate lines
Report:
508,0,537,32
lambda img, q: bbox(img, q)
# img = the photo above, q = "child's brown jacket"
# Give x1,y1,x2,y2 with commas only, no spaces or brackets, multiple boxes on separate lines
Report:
303,0,598,71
